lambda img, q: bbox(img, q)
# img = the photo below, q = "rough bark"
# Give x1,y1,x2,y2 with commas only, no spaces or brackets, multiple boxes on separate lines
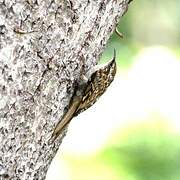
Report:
0,0,131,179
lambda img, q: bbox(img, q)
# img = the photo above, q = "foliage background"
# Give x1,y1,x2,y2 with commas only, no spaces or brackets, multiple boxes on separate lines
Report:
47,1,180,179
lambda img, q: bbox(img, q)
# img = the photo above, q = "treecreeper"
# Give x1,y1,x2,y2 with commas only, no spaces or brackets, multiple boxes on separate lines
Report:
50,49,117,143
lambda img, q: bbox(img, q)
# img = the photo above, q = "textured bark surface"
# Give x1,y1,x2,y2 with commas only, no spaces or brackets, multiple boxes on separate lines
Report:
0,0,131,179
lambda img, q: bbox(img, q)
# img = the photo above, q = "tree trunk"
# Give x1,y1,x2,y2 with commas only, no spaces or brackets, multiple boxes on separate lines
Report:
0,0,132,179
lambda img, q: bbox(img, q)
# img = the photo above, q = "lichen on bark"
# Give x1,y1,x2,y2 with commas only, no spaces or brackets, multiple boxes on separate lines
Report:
0,0,131,179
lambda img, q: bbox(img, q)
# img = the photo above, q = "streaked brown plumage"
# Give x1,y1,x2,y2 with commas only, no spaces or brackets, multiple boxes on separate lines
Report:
50,49,117,143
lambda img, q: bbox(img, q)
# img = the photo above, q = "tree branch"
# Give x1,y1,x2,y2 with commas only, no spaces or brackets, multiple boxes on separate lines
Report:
0,0,132,179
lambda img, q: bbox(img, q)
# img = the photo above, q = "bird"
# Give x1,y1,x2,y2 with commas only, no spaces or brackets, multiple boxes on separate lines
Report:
49,49,117,143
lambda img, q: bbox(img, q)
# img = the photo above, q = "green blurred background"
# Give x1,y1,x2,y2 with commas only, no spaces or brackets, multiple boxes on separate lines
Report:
47,1,180,180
